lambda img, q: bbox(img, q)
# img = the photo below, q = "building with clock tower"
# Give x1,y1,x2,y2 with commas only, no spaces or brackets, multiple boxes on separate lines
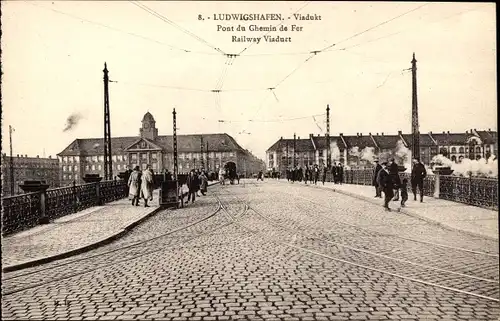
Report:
57,112,265,186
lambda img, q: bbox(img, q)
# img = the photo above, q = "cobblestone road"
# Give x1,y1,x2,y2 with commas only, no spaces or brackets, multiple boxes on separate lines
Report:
2,180,499,320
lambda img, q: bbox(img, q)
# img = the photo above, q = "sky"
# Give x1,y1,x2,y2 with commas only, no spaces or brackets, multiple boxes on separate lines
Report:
1,1,497,161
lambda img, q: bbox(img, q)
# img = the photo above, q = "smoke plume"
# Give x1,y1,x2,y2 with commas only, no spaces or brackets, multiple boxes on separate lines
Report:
63,113,83,132
330,141,341,161
431,154,498,178
349,146,361,157
360,147,376,164
394,140,412,171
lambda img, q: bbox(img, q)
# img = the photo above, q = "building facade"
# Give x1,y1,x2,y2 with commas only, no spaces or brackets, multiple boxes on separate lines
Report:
57,113,265,186
1,154,60,196
266,129,497,171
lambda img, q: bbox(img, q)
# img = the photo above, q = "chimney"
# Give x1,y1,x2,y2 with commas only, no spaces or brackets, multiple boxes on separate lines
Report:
309,134,313,138
317,134,320,137
360,133,363,137
466,130,468,134
447,131,450,134
49,156,52,159
298,136,300,139
17,154,19,157
37,155,39,158
398,130,402,135
442,131,445,134
429,131,432,135
376,133,379,135
381,132,384,136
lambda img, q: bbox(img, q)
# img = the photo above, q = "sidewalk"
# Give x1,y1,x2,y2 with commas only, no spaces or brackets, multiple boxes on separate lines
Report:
2,182,220,272
299,182,498,240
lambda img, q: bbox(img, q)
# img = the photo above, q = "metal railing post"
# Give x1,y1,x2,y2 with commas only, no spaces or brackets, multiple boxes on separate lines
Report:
96,182,101,206
433,174,440,198
39,190,49,224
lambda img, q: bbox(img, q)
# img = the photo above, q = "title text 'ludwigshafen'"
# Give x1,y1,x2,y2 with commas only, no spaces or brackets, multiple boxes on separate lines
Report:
213,13,282,21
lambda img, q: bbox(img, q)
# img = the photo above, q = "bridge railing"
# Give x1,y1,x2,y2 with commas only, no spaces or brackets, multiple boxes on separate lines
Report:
2,180,127,236
341,169,497,210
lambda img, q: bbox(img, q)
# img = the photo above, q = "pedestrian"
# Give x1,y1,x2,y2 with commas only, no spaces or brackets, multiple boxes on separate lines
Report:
140,165,154,207
322,166,327,185
298,166,303,182
187,170,199,203
199,171,208,196
411,158,427,202
372,160,382,198
331,164,337,184
128,166,141,206
304,165,309,184
257,170,264,181
336,163,344,184
379,162,394,211
313,165,319,185
400,178,409,207
219,168,225,185
388,158,401,201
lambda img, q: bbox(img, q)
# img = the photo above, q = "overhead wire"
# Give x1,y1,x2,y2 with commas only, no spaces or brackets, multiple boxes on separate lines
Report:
130,1,226,55
238,1,311,56
23,1,217,55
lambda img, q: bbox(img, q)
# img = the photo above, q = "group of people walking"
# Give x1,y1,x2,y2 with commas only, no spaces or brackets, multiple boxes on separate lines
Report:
186,169,209,204
286,163,344,185
125,165,155,207
372,158,427,211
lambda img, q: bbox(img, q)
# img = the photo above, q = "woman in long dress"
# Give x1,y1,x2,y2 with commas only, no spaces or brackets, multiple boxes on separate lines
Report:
128,166,141,206
140,165,154,207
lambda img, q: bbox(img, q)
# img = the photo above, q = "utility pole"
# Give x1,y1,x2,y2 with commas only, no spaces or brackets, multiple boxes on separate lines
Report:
103,63,112,180
173,108,178,180
293,133,297,168
200,136,204,169
326,104,331,168
411,53,420,167
206,141,209,172
9,125,14,195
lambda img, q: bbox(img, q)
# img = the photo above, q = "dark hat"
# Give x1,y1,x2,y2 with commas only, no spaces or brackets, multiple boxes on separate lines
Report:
381,162,388,165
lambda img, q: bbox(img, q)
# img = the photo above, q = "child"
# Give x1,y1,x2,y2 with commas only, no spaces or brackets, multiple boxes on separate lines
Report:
400,178,409,207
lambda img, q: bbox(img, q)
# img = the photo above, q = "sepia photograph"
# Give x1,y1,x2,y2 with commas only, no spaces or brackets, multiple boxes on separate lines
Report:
1,1,498,320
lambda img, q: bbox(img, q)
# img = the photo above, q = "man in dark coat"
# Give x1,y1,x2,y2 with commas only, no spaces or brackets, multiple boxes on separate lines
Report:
378,162,394,211
388,158,401,201
372,160,383,198
331,164,337,184
336,163,344,184
411,158,427,202
186,170,200,204
313,165,319,185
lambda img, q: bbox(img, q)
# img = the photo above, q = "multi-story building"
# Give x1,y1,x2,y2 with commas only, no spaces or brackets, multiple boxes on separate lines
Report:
1,154,60,196
266,129,497,171
57,112,265,186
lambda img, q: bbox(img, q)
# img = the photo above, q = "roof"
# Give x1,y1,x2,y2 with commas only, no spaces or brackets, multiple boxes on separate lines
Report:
401,134,436,147
312,136,347,150
342,135,376,149
475,130,497,144
142,112,155,122
58,133,246,156
431,132,473,146
266,138,315,153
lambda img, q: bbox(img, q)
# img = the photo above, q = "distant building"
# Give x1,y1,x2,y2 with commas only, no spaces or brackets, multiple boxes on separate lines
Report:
1,154,60,196
57,112,265,186
266,129,497,171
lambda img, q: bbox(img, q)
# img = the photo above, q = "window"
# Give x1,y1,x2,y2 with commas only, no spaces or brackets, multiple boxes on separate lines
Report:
229,152,234,157
63,166,67,172
69,175,72,179
123,155,128,161
131,154,137,160
459,147,464,153
93,156,98,162
475,147,481,153
152,163,157,170
69,157,73,163
319,150,323,157
152,153,157,160
141,153,147,160
99,156,104,162
98,165,102,170
92,165,96,170
142,163,147,170
63,157,68,162
74,165,78,171
112,155,117,161
75,174,78,180
451,147,456,153
63,174,67,180
117,164,121,170
85,165,90,171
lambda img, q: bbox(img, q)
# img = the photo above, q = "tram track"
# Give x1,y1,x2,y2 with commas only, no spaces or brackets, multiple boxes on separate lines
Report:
274,183,499,257
213,191,499,303
2,195,247,296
